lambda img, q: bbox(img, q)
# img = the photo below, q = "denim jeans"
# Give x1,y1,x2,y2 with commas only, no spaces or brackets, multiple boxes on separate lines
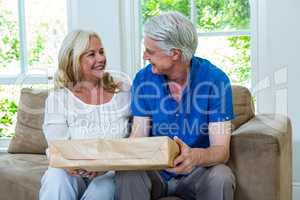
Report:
39,167,115,200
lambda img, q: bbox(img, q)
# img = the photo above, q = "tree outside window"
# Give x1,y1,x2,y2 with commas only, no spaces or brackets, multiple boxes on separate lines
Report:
141,0,251,87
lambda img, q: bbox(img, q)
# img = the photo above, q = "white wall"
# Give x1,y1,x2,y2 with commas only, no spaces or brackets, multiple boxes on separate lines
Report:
67,0,123,71
67,0,140,78
253,0,300,199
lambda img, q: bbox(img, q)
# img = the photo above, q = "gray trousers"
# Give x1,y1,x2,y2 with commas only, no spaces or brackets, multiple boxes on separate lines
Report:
115,164,235,200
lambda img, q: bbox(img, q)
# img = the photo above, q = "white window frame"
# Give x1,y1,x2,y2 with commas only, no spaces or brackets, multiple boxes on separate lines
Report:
120,0,142,79
18,0,28,74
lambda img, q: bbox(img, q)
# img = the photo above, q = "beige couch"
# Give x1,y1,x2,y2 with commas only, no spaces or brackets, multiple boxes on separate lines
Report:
0,86,292,200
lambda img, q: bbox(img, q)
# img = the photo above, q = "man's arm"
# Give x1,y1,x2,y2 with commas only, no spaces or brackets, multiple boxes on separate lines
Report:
168,121,232,174
129,116,151,138
197,120,231,166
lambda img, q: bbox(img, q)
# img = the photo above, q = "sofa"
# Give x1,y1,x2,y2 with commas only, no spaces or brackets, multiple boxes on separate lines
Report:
0,85,292,200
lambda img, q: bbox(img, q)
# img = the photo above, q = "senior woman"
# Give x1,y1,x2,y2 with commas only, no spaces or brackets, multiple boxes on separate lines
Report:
39,30,130,200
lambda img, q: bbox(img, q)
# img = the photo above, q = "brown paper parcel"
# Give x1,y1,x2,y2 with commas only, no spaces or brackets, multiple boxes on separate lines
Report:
49,136,180,171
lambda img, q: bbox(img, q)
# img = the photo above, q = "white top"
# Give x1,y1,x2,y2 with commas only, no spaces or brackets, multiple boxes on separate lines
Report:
43,84,131,142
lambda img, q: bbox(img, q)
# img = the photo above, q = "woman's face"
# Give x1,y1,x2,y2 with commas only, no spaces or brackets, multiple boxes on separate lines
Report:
80,36,106,83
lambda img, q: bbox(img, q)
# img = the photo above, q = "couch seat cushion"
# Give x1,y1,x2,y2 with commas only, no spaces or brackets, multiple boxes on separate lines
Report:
0,153,48,200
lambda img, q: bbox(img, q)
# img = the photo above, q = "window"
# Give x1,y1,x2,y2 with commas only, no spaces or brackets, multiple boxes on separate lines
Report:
0,0,67,84
141,0,251,87
0,0,67,138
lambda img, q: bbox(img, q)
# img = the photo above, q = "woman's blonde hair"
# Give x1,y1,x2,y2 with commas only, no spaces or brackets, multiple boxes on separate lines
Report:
54,30,120,93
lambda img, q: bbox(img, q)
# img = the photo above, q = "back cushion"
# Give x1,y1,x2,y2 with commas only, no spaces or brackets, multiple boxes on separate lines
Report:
8,88,48,154
231,85,255,130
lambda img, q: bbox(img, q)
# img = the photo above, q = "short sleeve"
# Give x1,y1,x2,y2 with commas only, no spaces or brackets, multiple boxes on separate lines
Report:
208,73,235,122
130,72,151,117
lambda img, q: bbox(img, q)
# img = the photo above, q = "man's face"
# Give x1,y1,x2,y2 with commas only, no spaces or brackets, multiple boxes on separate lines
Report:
143,37,174,75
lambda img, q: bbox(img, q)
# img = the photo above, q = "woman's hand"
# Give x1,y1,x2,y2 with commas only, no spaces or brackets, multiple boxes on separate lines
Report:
84,171,99,179
65,169,85,176
65,169,105,179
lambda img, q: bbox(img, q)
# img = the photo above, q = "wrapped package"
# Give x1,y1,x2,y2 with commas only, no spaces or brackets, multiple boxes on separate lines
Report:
49,136,180,171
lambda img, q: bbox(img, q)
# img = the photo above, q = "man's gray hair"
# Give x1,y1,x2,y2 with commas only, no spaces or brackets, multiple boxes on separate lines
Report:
144,12,198,62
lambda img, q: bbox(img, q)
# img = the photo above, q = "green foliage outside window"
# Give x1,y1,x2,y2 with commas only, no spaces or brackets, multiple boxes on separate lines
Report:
142,0,190,23
0,2,46,69
226,35,251,85
142,0,251,86
0,10,20,67
142,0,250,31
28,34,46,66
195,0,250,31
0,98,17,138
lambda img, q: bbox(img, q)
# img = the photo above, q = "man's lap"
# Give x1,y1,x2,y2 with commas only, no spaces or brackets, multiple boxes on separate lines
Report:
116,164,235,200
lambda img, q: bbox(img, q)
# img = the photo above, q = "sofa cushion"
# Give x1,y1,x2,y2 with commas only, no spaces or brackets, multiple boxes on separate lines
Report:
8,88,49,154
0,153,48,200
231,85,255,130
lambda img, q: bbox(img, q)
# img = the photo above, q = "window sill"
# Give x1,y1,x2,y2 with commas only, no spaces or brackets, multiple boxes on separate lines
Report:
0,138,10,153
0,74,53,84
0,147,8,153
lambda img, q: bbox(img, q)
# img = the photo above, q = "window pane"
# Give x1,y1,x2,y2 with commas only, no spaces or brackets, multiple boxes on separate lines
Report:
142,0,190,23
196,0,250,32
0,0,21,75
195,35,251,87
25,0,67,73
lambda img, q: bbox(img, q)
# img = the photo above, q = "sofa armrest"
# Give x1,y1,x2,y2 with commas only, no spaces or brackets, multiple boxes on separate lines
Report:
228,114,292,200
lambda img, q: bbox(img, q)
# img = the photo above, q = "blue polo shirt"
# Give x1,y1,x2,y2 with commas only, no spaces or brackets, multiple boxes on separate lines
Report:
131,56,234,181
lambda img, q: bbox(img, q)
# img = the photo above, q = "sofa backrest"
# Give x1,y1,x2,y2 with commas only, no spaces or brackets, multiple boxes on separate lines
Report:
231,85,255,130
8,85,254,154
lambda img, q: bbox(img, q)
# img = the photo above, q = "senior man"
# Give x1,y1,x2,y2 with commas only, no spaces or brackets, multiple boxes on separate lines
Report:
116,12,235,200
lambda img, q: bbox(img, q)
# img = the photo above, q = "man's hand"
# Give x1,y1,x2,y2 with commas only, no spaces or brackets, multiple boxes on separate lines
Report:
166,136,201,174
